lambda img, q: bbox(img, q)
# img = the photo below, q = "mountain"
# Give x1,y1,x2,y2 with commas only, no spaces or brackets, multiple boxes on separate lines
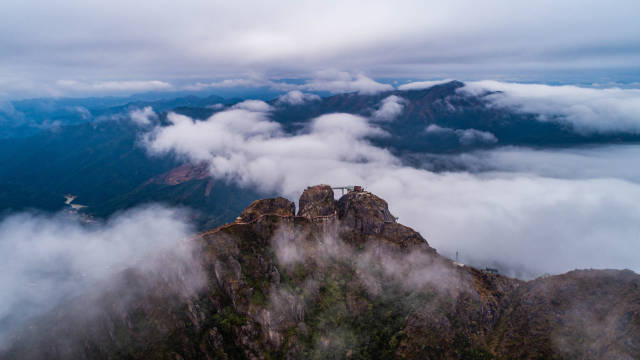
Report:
3,81,640,228
0,116,264,228
4,186,639,359
172,81,640,155
0,93,231,138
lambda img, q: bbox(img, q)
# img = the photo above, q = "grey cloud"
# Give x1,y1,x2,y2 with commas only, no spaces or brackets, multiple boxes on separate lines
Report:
2,1,639,98
56,80,172,93
188,72,393,95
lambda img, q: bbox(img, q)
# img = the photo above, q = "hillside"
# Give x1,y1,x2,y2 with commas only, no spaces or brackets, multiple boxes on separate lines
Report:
3,185,639,359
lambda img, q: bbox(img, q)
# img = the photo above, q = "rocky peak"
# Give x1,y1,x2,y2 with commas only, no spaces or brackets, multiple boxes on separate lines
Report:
337,189,396,226
323,187,430,250
297,184,337,218
237,197,295,223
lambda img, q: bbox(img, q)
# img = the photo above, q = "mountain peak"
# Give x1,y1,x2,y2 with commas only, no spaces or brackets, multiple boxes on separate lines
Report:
297,184,336,218
4,185,639,359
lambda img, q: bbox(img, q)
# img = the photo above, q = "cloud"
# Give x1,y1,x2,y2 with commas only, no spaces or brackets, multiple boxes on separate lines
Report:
129,106,157,125
144,105,391,192
142,105,640,278
398,79,454,91
276,90,321,105
3,1,640,98
56,80,172,93
459,80,640,133
301,71,393,95
185,78,268,90
425,124,498,145
231,99,273,112
371,95,407,121
0,205,201,345
442,144,640,184
185,71,393,96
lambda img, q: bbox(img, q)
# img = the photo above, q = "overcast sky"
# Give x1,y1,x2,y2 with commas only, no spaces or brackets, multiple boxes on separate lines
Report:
1,0,639,98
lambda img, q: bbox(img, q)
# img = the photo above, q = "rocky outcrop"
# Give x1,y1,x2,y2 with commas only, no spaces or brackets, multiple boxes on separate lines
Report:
297,184,337,218
337,189,431,250
148,162,210,185
4,185,640,360
237,197,295,223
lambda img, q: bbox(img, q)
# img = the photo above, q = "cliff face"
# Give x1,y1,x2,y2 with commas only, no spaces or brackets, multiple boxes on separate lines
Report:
4,186,640,359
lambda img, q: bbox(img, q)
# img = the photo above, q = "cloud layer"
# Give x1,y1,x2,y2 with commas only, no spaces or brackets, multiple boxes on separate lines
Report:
143,104,640,277
0,205,201,345
2,1,639,98
460,80,640,133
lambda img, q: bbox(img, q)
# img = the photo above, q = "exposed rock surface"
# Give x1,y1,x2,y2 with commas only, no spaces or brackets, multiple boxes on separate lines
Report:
3,185,639,359
148,162,210,186
237,197,295,223
297,184,337,218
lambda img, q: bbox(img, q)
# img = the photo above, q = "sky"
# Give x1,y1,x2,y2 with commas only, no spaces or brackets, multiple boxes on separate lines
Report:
1,0,640,98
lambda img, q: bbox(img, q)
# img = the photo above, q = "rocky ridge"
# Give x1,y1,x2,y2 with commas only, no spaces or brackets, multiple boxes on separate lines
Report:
3,185,639,359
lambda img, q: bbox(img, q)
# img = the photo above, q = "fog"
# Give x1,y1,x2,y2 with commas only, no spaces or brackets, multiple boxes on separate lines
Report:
0,205,202,346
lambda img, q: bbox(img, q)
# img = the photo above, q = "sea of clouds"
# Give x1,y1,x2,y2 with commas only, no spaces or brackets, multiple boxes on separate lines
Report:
141,84,640,278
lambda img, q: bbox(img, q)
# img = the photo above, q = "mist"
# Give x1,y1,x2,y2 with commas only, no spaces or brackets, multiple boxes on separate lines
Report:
0,205,202,347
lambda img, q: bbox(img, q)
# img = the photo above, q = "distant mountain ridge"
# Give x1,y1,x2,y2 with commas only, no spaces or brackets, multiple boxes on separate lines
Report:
2,80,640,229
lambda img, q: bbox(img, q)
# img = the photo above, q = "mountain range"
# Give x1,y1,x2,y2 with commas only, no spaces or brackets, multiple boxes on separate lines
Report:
2,81,638,229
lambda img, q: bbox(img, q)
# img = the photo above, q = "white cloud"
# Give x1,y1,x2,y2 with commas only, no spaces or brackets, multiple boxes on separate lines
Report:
0,205,201,344
186,78,267,90
206,103,225,110
231,99,273,112
371,95,407,121
56,80,172,93
445,145,640,183
456,128,498,145
460,80,640,133
185,71,393,96
425,124,498,145
276,90,320,105
143,105,640,278
302,71,393,95
398,79,454,91
129,106,157,125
